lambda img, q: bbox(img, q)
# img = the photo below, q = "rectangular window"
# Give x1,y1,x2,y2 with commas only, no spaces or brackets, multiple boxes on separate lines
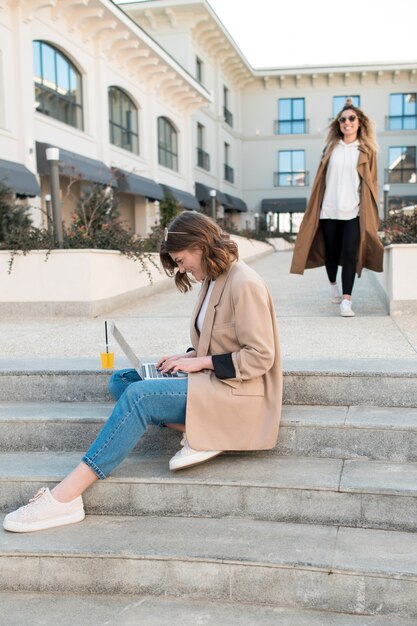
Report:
223,86,233,127
277,98,305,134
196,56,203,83
389,93,417,130
224,142,234,182
275,150,306,186
196,123,210,170
388,147,417,183
333,95,360,117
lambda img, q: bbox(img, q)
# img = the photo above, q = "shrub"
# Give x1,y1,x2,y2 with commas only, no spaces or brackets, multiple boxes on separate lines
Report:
380,209,417,245
0,183,32,243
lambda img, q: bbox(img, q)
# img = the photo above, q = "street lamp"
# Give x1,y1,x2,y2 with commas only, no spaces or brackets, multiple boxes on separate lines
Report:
45,147,63,247
209,189,216,221
44,193,52,234
383,183,390,221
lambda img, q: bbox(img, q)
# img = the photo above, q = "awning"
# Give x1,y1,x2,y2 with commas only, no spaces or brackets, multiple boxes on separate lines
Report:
195,182,229,207
36,142,114,186
224,194,248,212
261,198,307,213
161,184,200,210
0,159,40,196
113,168,164,201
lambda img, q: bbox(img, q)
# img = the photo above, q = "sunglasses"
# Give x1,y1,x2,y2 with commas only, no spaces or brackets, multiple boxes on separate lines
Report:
338,115,357,124
163,227,188,242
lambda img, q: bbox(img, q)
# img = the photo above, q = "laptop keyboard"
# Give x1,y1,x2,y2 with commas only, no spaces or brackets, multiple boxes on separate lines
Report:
147,363,164,378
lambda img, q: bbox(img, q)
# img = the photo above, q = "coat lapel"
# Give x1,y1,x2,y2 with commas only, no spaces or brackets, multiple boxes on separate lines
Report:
357,147,378,207
195,262,235,357
190,279,210,349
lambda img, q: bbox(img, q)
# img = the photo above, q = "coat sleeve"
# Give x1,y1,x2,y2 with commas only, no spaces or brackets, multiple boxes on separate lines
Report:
228,279,276,382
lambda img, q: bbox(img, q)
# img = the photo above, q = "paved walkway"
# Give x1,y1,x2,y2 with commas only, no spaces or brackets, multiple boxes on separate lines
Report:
1,250,416,369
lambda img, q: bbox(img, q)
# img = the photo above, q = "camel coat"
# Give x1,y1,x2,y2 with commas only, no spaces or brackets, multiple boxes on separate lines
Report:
185,260,282,451
290,143,383,277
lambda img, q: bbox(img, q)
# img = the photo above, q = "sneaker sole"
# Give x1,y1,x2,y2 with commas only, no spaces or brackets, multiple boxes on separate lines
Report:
169,451,222,471
3,509,85,533
340,311,355,317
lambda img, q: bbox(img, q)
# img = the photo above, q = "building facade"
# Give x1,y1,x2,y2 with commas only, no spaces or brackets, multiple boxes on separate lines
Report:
0,0,416,234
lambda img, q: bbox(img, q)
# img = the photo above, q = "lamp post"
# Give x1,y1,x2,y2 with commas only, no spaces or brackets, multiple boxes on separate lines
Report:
209,189,216,221
383,183,390,221
45,147,63,247
44,194,52,234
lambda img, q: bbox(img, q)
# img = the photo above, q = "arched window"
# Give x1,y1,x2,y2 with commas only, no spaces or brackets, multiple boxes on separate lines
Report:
108,87,139,154
158,117,178,171
33,40,83,130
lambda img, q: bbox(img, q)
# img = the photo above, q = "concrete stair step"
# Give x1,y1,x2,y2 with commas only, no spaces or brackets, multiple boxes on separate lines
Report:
1,452,417,532
1,591,415,626
2,402,417,462
1,357,417,406
1,516,417,618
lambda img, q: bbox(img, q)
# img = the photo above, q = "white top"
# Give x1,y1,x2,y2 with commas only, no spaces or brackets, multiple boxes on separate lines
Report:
196,280,215,333
320,140,361,220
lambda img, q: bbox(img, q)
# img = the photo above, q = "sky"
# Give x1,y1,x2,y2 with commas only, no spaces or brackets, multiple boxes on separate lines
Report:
117,0,417,69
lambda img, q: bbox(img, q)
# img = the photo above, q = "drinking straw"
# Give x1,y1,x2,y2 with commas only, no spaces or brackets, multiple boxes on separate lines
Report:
105,321,109,353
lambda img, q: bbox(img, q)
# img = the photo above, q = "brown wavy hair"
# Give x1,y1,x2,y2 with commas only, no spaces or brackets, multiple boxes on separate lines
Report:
325,98,378,154
160,211,238,292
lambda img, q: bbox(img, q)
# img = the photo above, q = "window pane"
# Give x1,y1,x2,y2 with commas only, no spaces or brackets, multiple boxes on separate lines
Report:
389,147,402,169
292,120,305,134
279,121,291,134
56,53,70,95
279,173,290,186
279,99,291,120
390,94,403,116
292,99,304,119
33,41,41,83
292,151,305,171
404,93,416,115
41,44,56,89
403,116,417,130
278,151,291,171
389,117,402,131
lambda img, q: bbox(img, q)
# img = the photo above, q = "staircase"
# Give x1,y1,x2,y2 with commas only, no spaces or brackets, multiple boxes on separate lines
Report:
1,361,417,624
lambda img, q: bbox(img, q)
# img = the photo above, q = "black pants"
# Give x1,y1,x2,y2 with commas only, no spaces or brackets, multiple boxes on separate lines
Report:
320,217,360,296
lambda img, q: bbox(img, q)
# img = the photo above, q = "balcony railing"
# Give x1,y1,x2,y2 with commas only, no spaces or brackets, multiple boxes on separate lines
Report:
273,119,309,134
223,107,233,128
224,163,234,183
385,168,417,184
385,115,417,131
274,171,309,187
197,147,210,171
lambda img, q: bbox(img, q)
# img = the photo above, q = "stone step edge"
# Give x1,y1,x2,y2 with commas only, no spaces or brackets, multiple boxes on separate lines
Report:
1,453,417,499
1,403,417,431
2,515,416,582
0,592,413,626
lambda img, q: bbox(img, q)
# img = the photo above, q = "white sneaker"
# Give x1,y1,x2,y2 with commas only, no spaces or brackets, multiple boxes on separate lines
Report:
340,299,355,317
169,435,221,471
330,284,341,303
3,487,85,533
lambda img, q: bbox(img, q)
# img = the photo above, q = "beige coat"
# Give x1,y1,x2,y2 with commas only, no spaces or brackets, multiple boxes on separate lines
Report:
290,144,383,276
185,260,282,451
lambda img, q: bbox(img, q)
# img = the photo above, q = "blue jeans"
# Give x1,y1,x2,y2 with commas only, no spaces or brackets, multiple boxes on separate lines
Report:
82,369,187,479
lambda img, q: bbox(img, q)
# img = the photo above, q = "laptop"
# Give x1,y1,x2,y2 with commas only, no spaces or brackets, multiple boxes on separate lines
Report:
110,322,187,379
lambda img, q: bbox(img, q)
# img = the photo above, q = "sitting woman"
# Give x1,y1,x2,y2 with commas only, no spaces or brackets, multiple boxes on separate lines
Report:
3,211,282,533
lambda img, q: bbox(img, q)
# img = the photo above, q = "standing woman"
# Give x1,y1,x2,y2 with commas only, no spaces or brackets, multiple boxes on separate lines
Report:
3,211,282,533
290,98,383,316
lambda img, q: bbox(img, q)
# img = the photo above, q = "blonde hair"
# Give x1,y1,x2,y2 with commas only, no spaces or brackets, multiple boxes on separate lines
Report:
160,211,238,293
325,98,378,154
